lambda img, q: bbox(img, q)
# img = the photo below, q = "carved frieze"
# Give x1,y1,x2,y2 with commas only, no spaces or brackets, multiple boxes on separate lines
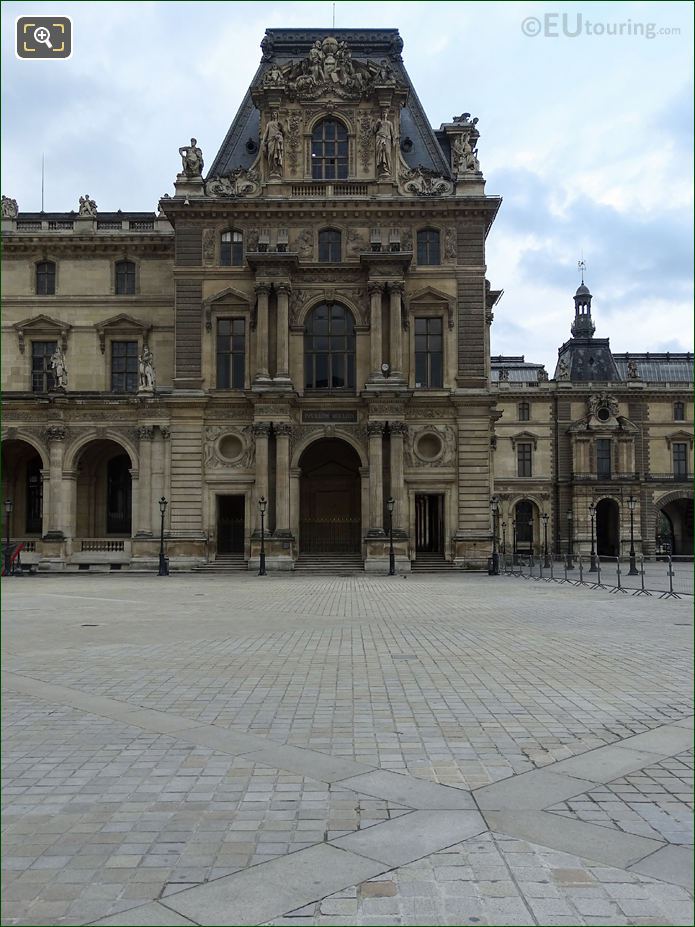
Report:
205,168,260,198
399,167,453,197
202,229,215,264
287,113,302,174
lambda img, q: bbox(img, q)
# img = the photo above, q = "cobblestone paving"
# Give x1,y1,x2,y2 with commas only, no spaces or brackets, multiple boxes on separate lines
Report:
1,693,409,926
266,832,694,926
547,750,694,845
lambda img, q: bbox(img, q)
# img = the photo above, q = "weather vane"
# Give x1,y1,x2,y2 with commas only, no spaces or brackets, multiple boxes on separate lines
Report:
577,258,586,284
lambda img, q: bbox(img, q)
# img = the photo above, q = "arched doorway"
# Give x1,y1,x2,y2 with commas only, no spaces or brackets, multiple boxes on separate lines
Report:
596,498,619,557
1,439,46,538
299,438,361,553
514,499,539,555
657,498,693,556
75,440,133,538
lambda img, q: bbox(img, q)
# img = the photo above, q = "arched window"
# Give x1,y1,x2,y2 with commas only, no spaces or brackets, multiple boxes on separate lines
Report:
674,401,685,421
107,454,132,534
115,260,136,295
318,229,341,262
36,260,56,295
221,230,244,266
518,401,530,422
304,303,355,392
416,229,440,266
311,119,348,180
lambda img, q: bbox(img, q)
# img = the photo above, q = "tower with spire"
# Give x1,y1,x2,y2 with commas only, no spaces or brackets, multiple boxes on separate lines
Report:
554,273,620,381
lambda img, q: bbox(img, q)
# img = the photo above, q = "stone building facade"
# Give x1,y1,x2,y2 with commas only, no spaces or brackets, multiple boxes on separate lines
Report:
1,28,692,572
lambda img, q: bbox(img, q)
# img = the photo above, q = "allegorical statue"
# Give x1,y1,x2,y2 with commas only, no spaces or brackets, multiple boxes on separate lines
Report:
50,345,68,390
375,110,395,176
78,194,97,216
1,195,18,218
262,111,284,175
179,138,204,177
138,345,156,391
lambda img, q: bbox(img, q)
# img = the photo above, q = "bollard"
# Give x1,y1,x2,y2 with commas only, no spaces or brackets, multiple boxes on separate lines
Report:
633,555,651,596
659,555,681,600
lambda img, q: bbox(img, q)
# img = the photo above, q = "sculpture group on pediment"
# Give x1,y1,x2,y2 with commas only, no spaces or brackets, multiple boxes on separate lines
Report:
2,195,18,218
205,167,260,198
78,194,97,217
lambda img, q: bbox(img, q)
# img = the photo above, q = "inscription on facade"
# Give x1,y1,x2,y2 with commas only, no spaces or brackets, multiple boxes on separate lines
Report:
302,410,358,423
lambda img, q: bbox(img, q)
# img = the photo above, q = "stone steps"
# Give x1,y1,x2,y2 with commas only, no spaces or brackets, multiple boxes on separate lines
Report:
411,554,455,572
294,553,364,574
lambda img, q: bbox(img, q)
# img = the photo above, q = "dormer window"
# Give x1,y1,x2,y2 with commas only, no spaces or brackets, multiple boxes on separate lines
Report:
311,119,348,180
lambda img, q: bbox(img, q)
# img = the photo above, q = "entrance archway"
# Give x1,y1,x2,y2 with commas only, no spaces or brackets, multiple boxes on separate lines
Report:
1,439,47,538
657,497,693,556
75,439,133,537
299,438,361,553
514,498,540,555
596,498,619,557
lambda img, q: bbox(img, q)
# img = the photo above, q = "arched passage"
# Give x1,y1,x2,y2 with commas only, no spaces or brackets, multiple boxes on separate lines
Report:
75,439,133,537
596,497,620,557
656,497,693,556
513,498,541,555
298,438,361,553
1,439,47,538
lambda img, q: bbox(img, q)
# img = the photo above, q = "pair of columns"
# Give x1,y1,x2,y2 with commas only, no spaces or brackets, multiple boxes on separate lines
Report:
366,421,407,535
255,281,290,382
369,280,405,380
252,422,292,535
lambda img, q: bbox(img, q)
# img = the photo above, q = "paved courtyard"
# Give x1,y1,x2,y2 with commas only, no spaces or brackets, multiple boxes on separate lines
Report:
2,573,693,926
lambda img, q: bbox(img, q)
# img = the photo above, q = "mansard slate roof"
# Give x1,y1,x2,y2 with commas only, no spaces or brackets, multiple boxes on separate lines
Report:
613,353,694,383
207,28,452,179
490,356,546,382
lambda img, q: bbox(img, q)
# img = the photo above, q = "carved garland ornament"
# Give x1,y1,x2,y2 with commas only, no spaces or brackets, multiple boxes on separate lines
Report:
204,425,254,470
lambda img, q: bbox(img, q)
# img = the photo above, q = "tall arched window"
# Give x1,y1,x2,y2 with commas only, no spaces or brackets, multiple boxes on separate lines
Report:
221,230,244,266
416,229,440,266
318,229,341,262
36,260,56,295
304,303,355,392
107,454,132,534
115,260,136,295
311,119,348,180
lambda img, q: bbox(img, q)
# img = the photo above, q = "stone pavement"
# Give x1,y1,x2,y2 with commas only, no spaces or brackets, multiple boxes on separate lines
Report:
1,573,692,926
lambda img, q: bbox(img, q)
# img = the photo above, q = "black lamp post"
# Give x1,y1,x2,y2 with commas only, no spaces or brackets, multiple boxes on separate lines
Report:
490,496,499,575
627,495,639,575
386,496,395,575
588,501,597,572
501,521,507,555
258,496,267,576
4,498,13,577
512,518,517,565
157,496,169,576
566,508,574,569
541,512,550,568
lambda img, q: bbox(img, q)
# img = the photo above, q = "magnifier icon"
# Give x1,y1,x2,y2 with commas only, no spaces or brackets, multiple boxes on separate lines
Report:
33,26,53,49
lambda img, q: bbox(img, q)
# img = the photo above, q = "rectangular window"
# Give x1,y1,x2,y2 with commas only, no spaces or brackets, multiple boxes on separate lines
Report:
517,443,532,477
596,438,612,478
673,443,688,477
31,341,57,392
216,319,245,389
111,341,139,392
414,317,443,388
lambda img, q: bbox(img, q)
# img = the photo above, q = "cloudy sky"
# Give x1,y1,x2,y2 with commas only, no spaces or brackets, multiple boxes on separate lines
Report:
3,0,692,372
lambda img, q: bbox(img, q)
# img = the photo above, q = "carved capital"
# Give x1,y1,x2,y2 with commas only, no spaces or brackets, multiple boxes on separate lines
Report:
252,422,272,438
255,282,271,297
388,281,405,295
274,422,293,437
159,425,170,440
368,281,384,296
389,422,408,437
137,425,154,441
275,282,292,298
43,424,66,442
366,421,385,438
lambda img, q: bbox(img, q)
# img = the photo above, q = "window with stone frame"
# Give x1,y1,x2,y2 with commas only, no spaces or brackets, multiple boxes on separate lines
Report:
674,401,685,421
416,229,440,266
673,442,688,477
414,317,443,388
304,303,355,392
31,341,57,392
518,401,530,422
311,118,348,180
221,230,244,266
596,438,612,478
110,341,139,393
318,229,341,262
517,442,533,478
216,318,246,389
35,260,56,296
115,260,136,295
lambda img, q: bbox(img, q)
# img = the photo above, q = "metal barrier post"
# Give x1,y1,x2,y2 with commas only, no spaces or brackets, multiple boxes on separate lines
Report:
594,554,606,589
559,558,570,584
610,557,628,594
549,557,555,582
659,555,681,600
633,555,652,596
578,555,585,586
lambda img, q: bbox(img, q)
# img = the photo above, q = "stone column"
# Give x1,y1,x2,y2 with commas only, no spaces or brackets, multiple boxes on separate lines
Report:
274,423,292,536
368,282,384,379
367,421,385,535
43,425,66,539
253,422,270,531
254,282,271,380
388,281,404,377
275,283,291,382
389,422,407,531
135,426,154,536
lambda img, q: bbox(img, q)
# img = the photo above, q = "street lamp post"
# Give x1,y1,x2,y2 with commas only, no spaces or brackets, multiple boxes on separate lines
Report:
501,521,507,556
258,496,267,576
512,518,517,565
386,496,395,575
566,508,574,570
157,496,169,576
627,495,639,575
588,502,597,572
4,498,13,577
541,512,550,568
490,496,499,575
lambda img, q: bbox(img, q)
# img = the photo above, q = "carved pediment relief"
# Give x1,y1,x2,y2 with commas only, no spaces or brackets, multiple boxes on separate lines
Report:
204,167,260,199
14,315,71,354
665,430,694,450
510,431,539,450
409,286,455,330
203,287,252,331
94,314,151,354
